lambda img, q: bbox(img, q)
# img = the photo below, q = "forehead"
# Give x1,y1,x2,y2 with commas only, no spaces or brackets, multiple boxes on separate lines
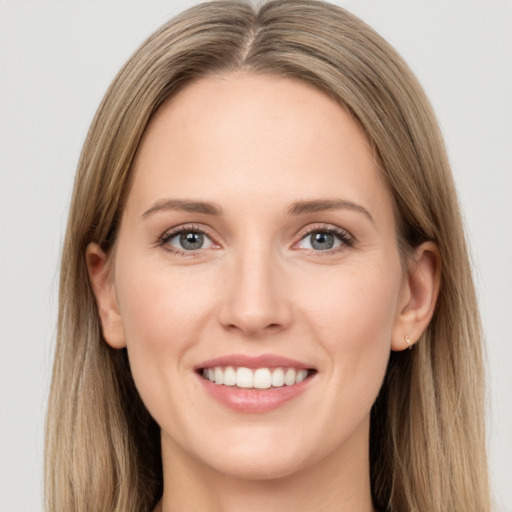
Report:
126,72,393,225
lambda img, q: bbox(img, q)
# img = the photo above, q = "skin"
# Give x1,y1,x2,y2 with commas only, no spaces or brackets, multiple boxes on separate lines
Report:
87,73,440,512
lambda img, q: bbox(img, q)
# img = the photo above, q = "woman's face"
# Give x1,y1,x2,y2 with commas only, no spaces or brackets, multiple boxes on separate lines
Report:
100,73,410,479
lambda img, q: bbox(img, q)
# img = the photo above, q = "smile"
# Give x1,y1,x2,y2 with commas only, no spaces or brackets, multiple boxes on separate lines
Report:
195,355,317,413
200,366,316,389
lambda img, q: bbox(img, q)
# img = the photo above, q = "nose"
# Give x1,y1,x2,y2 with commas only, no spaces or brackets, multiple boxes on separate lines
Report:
217,247,293,338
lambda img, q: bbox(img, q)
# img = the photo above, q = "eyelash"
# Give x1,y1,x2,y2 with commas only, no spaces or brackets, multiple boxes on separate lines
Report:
296,224,354,256
156,224,210,258
156,223,354,258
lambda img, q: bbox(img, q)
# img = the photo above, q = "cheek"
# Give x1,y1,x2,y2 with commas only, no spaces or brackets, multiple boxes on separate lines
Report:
116,257,216,348
300,260,401,344
297,258,402,404
113,254,218,410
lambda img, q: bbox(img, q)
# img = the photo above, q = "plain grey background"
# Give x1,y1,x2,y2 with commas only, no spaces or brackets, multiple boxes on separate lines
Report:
1,1,511,511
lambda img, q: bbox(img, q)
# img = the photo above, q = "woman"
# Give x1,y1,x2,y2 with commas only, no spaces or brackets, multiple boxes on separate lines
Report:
45,1,490,511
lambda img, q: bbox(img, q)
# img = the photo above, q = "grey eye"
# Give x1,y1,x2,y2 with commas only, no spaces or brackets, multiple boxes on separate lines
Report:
309,231,335,250
167,231,213,251
298,230,344,251
181,232,204,250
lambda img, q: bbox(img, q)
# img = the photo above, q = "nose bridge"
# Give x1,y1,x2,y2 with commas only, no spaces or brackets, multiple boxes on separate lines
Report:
218,238,292,336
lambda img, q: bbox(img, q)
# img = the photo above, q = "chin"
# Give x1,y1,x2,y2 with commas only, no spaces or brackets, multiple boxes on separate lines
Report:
203,447,313,481
181,424,332,482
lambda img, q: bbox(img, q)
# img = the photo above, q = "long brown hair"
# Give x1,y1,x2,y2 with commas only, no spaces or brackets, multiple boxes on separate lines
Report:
45,1,490,511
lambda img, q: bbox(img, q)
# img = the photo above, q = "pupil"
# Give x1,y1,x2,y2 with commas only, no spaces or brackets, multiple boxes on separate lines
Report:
311,231,334,250
180,232,203,250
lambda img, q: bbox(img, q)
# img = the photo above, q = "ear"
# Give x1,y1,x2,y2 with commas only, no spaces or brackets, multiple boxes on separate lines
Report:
391,241,441,351
86,243,126,349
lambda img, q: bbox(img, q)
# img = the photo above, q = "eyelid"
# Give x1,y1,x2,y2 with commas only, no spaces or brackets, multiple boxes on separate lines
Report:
293,223,355,254
156,222,355,257
157,223,219,256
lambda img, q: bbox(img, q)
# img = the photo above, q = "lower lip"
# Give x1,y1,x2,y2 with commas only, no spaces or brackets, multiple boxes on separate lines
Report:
197,373,315,413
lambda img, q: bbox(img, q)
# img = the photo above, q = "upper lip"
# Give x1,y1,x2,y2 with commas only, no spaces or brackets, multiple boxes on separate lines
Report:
195,353,316,371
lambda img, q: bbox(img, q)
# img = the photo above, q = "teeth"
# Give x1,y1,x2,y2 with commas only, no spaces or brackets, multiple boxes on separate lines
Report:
271,368,285,387
284,368,296,386
214,367,224,385
201,366,311,389
236,367,253,388
223,366,236,386
296,369,308,383
253,368,272,389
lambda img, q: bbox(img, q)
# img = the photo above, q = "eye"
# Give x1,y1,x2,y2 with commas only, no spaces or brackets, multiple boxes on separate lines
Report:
296,225,353,253
159,226,215,254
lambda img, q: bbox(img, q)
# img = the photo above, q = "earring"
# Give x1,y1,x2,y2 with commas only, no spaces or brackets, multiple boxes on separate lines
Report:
404,334,413,350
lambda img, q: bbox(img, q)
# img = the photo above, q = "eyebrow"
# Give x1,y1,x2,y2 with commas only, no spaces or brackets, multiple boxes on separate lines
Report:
286,199,374,223
142,198,373,223
142,199,224,218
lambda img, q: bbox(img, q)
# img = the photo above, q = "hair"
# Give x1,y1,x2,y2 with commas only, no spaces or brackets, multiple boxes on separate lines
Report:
45,1,490,511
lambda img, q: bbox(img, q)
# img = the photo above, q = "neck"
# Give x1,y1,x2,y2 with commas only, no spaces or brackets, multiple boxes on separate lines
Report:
156,418,374,512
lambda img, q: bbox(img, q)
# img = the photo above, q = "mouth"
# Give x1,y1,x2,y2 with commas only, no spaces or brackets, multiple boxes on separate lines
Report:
197,366,318,390
195,354,318,412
